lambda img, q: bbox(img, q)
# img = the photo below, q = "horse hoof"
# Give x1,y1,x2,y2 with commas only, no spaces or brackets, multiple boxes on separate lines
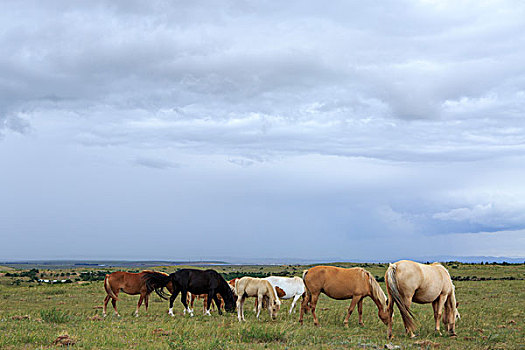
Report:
450,333,457,338
359,322,364,327
344,323,349,328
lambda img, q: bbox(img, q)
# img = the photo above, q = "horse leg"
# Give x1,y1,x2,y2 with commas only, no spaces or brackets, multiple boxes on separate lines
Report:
189,294,195,314
290,294,301,314
212,293,223,315
103,295,110,317
256,294,263,319
168,289,179,316
135,294,144,317
237,296,245,322
145,294,149,311
204,292,213,316
299,291,310,325
310,293,321,326
111,298,120,317
401,296,415,338
445,296,457,337
181,289,193,317
433,295,446,335
357,297,364,326
386,297,395,340
343,296,360,327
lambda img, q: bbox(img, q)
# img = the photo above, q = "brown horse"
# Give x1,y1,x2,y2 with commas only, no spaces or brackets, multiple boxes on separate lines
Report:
385,260,460,339
103,270,173,317
299,266,389,327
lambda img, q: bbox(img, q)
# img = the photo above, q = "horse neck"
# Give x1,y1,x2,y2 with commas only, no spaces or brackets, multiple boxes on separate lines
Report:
368,275,387,312
216,279,229,297
266,282,277,301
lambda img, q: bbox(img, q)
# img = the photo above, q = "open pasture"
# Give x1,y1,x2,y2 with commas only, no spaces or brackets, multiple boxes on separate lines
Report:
0,263,523,349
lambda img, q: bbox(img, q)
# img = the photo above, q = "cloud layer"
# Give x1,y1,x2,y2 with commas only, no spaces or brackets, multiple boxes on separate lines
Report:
1,1,524,260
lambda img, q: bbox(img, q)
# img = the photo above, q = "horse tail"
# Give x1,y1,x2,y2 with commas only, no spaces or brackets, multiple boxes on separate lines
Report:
386,263,416,332
365,269,387,310
301,269,311,310
142,271,171,300
104,274,119,301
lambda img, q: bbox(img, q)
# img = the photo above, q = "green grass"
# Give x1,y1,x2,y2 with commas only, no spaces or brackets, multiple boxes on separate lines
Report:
0,263,523,349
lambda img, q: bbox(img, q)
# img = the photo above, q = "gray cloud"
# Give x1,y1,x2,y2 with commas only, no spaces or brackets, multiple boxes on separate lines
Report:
0,1,524,260
133,157,180,170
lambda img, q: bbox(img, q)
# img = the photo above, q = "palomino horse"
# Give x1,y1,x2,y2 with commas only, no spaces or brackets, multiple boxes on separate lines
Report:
235,276,281,321
299,266,389,327
103,270,173,317
385,260,460,339
144,268,235,316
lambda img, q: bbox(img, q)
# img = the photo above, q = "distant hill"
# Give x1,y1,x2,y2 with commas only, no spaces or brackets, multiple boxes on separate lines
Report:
1,256,523,269
0,260,230,270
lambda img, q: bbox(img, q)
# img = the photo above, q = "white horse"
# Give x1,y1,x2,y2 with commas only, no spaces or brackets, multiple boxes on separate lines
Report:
264,276,305,313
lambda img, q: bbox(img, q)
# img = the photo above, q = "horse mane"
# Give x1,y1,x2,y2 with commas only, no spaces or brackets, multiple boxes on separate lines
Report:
363,269,387,309
141,270,168,276
265,280,278,302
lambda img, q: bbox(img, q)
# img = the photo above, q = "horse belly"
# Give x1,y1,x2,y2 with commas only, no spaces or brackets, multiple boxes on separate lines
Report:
322,286,354,300
412,286,441,303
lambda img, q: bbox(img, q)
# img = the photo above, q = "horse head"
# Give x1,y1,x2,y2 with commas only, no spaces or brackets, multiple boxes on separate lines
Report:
220,282,236,313
269,298,281,320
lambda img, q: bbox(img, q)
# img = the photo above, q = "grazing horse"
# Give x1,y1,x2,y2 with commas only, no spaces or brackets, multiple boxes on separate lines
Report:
144,268,235,316
385,260,460,339
103,270,173,317
299,266,389,327
264,276,305,313
235,277,281,321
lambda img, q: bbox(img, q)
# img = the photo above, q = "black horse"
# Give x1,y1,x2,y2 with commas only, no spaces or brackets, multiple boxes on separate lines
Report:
143,268,235,316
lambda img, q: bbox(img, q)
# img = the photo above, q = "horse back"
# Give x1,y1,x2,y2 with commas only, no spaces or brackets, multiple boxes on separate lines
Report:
305,266,369,299
394,260,452,303
106,271,146,295
173,269,223,294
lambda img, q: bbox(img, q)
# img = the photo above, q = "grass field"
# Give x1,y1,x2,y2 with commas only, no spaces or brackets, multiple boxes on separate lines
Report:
0,263,523,349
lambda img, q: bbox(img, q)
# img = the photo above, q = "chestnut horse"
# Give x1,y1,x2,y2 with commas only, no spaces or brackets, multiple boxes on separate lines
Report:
299,266,389,327
235,277,281,321
385,260,460,339
103,270,173,317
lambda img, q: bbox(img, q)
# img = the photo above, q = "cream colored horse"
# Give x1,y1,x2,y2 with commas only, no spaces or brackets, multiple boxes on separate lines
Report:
235,277,281,321
385,260,460,339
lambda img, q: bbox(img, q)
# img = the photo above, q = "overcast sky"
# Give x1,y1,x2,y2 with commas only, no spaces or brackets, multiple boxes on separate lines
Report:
1,1,524,262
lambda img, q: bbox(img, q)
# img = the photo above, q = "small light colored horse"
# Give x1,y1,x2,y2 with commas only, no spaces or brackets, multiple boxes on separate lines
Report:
263,276,305,313
299,266,389,327
385,260,460,339
235,276,281,321
103,270,173,317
